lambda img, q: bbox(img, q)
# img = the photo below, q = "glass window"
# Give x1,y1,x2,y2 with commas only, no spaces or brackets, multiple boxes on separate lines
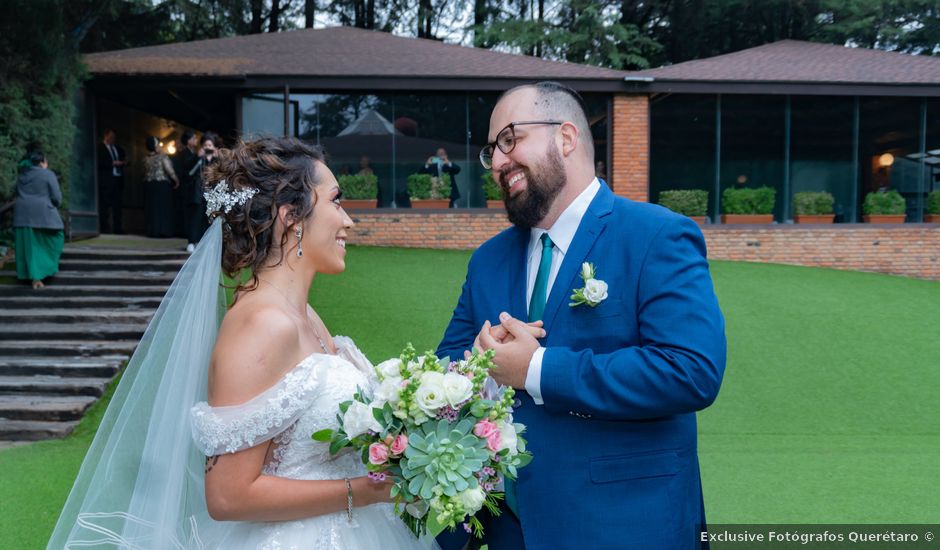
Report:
392,93,471,207
790,96,856,222
859,97,923,222
583,94,610,186
241,94,297,138
924,99,940,210
297,93,395,206
720,95,787,221
650,94,717,217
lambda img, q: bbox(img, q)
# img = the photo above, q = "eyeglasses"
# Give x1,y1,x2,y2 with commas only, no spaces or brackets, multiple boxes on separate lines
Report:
479,120,563,169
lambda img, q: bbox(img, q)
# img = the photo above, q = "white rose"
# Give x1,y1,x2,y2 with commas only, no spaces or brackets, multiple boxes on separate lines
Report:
583,278,608,304
456,486,486,514
375,358,403,381
415,377,447,416
342,401,382,439
497,421,519,455
372,377,402,409
442,372,473,407
420,371,444,386
581,262,593,280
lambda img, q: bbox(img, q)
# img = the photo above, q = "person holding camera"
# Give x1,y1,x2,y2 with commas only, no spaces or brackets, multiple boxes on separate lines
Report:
422,147,461,208
182,132,222,252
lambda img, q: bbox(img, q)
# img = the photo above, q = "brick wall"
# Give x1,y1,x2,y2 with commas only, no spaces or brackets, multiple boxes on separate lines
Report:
348,210,940,280
703,225,940,280
610,94,649,202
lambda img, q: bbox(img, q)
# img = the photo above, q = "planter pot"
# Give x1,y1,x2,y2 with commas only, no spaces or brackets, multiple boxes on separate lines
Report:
341,199,376,209
863,214,906,224
793,214,835,224
486,200,504,209
924,214,940,223
689,216,708,226
411,199,450,209
720,214,773,224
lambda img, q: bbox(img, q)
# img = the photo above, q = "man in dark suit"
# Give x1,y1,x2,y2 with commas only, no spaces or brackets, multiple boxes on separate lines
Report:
423,147,462,208
438,82,726,549
97,128,127,233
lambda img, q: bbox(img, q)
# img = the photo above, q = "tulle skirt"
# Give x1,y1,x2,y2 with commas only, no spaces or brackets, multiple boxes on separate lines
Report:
194,504,437,550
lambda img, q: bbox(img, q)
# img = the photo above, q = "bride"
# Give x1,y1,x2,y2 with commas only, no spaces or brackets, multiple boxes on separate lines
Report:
48,137,433,549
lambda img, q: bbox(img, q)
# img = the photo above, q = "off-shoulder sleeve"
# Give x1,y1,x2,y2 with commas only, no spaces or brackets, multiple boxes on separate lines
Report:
333,335,374,378
190,358,324,455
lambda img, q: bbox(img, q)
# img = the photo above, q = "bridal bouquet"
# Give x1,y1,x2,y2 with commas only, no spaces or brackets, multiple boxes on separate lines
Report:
313,344,532,538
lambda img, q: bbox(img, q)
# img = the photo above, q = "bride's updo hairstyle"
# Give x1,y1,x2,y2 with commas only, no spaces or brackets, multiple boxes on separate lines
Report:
204,136,325,297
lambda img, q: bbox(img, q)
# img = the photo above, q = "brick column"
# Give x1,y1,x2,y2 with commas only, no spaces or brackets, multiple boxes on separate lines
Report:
611,94,650,202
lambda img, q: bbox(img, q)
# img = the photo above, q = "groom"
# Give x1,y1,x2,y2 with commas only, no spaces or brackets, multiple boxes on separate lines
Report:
437,82,726,549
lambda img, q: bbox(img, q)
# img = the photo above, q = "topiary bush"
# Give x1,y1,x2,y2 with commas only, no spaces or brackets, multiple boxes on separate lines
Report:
482,173,502,200
408,173,450,200
863,190,906,215
721,186,775,215
337,173,377,200
793,191,834,215
658,189,708,217
926,190,940,215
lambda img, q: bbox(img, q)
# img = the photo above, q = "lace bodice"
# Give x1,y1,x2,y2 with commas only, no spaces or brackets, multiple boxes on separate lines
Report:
191,336,376,479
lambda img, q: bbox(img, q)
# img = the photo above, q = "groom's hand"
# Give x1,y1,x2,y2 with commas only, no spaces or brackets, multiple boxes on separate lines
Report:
471,319,544,352
478,312,540,389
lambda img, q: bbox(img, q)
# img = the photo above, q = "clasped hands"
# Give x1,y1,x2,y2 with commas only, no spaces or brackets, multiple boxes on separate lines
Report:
469,312,545,389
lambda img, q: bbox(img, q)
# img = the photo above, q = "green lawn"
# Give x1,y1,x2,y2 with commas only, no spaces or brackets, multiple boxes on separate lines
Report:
2,251,938,548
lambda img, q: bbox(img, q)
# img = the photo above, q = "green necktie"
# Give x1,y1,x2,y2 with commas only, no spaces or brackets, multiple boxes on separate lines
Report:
505,233,553,518
528,233,554,322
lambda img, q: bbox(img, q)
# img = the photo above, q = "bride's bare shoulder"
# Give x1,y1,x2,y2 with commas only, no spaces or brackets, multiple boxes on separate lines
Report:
209,299,300,406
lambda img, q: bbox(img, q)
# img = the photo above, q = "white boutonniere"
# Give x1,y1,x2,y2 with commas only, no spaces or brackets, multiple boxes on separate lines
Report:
569,262,608,307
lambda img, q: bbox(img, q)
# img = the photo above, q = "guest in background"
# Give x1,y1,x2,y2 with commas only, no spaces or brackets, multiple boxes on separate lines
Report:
357,155,374,177
174,130,200,252
143,136,179,238
96,128,127,233
13,151,64,289
423,147,461,208
183,132,221,250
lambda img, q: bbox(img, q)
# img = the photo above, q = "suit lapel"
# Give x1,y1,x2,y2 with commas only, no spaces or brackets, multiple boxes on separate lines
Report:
506,225,530,322
542,184,614,330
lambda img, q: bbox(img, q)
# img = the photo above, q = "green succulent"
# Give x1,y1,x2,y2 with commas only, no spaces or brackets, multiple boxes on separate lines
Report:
401,418,489,500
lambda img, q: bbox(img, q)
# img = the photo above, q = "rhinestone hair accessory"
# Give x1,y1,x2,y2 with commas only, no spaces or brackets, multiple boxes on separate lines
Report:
205,180,258,216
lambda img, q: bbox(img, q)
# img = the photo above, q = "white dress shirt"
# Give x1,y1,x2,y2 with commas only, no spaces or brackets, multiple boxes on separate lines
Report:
523,178,601,405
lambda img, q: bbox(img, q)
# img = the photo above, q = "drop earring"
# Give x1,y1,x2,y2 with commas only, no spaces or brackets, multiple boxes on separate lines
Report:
295,225,303,258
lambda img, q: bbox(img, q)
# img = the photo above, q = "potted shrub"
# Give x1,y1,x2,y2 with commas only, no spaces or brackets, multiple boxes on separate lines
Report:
862,190,906,223
720,186,775,224
482,173,503,208
926,190,940,223
657,189,708,225
337,174,378,209
792,191,835,224
407,173,450,209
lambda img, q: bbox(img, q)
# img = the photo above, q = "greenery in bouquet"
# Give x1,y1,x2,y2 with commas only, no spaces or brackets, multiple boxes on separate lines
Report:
313,344,531,539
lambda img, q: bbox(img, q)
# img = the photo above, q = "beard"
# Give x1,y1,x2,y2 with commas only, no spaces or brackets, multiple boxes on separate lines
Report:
500,143,566,229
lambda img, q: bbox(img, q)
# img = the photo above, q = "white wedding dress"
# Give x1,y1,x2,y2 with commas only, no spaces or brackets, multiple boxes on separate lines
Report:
189,336,432,550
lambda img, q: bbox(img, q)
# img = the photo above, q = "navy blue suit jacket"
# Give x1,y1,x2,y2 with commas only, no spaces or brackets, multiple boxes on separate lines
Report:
438,183,726,549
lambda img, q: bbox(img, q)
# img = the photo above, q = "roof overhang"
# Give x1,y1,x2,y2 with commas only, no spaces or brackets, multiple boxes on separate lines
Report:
619,78,940,97
87,74,630,93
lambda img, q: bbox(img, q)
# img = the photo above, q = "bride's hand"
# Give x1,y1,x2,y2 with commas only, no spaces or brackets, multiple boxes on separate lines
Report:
470,319,545,355
351,476,396,506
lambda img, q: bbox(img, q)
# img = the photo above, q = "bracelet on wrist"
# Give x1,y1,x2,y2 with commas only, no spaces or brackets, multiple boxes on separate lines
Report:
344,477,353,522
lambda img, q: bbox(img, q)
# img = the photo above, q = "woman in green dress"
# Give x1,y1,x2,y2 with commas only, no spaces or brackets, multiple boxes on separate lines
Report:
13,151,64,289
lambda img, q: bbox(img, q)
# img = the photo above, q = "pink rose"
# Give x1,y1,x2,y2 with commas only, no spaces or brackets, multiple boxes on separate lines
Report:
473,419,498,439
485,431,501,453
368,442,389,465
390,434,408,456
